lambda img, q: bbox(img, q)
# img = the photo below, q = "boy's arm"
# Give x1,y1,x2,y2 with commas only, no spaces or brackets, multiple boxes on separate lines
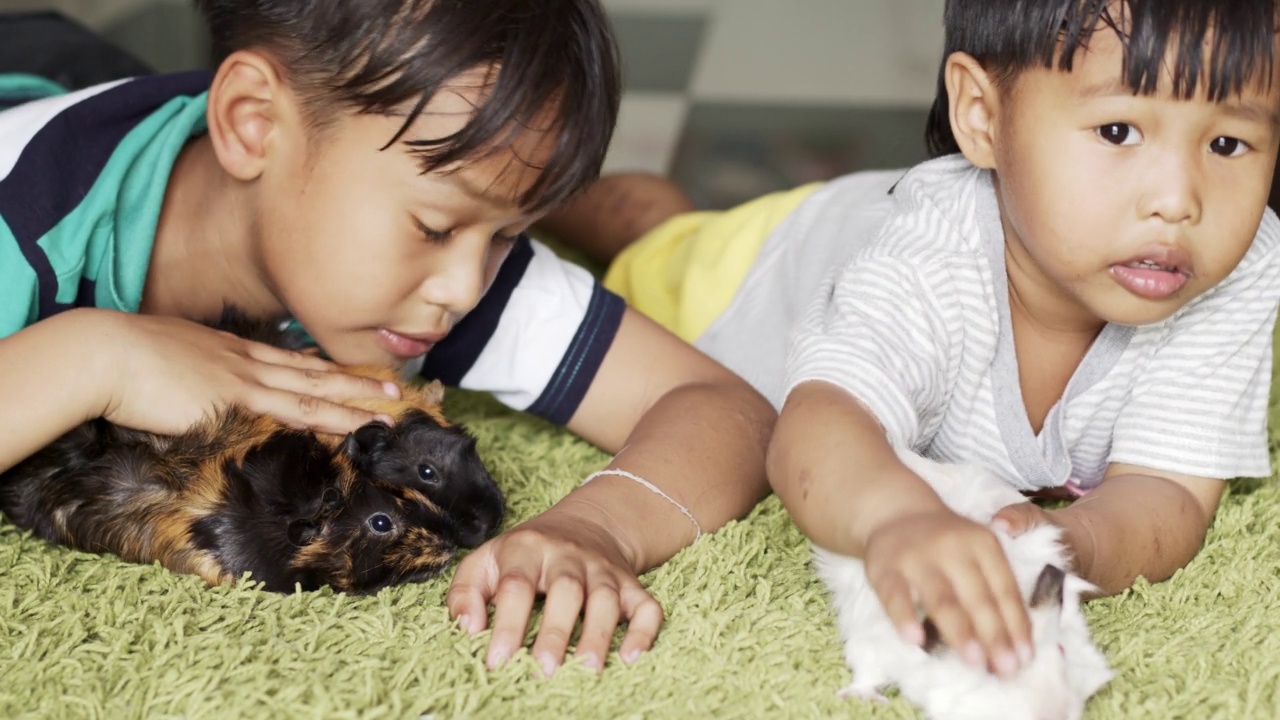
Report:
996,465,1225,596
0,308,397,473
446,307,776,675
768,380,1032,675
0,309,115,473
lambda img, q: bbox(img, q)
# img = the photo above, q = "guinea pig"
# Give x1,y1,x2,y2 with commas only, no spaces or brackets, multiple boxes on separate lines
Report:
811,447,1113,720
0,308,505,593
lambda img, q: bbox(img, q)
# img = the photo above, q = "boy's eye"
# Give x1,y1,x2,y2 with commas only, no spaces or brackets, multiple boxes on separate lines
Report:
1097,123,1142,146
1209,136,1249,158
417,221,452,243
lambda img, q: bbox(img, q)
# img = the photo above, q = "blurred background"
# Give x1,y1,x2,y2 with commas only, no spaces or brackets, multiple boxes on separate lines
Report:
0,0,945,209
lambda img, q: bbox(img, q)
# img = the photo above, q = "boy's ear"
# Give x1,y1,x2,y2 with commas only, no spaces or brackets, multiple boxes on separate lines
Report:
944,51,1001,170
205,50,296,182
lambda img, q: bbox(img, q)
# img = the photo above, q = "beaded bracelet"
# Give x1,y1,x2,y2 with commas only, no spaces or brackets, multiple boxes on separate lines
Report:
581,469,703,542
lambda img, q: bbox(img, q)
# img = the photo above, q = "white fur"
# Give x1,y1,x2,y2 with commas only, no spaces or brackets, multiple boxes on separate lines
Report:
813,448,1113,720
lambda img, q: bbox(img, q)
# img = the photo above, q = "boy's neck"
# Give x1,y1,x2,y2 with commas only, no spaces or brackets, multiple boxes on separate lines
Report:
142,135,286,324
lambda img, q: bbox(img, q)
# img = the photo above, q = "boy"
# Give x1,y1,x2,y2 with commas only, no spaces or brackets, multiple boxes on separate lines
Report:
550,0,1280,680
0,0,776,677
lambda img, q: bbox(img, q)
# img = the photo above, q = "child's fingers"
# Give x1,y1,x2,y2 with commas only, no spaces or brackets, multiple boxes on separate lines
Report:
990,502,1038,536
948,560,1020,677
242,338,334,367
485,570,539,670
916,572,984,669
530,572,588,676
869,569,925,646
446,551,496,634
254,362,399,405
247,388,385,435
616,580,663,665
978,550,1034,664
573,579,624,671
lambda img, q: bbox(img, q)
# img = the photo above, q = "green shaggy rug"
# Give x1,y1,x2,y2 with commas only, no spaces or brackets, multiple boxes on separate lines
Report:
4,338,1280,719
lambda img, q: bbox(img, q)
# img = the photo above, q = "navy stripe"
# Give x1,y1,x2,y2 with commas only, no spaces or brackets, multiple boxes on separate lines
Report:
525,285,625,425
0,70,211,320
421,235,536,385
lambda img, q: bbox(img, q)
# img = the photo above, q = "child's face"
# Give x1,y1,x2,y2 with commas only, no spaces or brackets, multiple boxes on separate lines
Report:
255,73,554,366
990,28,1280,328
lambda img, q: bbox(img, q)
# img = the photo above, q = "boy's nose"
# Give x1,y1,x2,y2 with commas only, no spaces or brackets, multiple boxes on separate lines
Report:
1139,150,1203,226
418,234,490,315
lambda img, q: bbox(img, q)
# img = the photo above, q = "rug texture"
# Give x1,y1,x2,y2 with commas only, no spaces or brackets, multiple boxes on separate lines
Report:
3,330,1280,720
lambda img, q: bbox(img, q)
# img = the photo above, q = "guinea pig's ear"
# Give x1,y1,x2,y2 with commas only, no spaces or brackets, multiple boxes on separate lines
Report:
287,519,321,547
423,379,445,406
345,422,392,469
1030,564,1066,610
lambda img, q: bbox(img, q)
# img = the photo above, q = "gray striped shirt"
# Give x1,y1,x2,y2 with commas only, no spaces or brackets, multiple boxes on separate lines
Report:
703,154,1280,489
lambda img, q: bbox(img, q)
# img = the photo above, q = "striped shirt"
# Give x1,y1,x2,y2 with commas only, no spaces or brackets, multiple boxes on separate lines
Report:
0,71,623,425
717,154,1280,489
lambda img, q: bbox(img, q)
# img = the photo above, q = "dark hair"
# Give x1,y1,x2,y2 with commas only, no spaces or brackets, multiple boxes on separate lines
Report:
925,0,1278,157
194,0,622,213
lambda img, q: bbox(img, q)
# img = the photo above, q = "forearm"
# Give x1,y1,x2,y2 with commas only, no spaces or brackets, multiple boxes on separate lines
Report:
766,381,945,556
1052,473,1217,596
553,379,774,573
0,309,114,473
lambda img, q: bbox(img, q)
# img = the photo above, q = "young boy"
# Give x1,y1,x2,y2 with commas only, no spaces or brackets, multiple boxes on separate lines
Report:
0,0,777,677
547,0,1280,681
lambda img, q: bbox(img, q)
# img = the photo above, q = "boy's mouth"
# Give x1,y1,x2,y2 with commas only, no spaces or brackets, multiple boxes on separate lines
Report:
1109,247,1192,301
377,328,445,359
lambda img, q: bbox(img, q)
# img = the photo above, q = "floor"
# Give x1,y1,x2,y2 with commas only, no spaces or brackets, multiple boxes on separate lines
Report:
2,0,945,208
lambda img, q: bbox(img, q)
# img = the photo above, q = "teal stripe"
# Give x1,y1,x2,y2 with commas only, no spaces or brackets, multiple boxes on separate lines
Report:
0,216,40,337
0,73,69,103
36,92,209,313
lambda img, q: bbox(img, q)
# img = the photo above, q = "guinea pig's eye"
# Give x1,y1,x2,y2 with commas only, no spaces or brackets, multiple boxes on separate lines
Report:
368,513,394,534
417,464,439,483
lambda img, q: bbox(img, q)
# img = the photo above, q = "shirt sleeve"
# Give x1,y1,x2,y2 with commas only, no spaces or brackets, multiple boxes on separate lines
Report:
1110,218,1280,479
783,253,962,448
422,236,625,425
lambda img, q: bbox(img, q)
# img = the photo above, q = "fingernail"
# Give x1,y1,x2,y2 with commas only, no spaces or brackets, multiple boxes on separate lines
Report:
1017,642,1034,664
486,646,510,669
538,654,558,678
961,641,985,668
375,414,395,426
991,519,1011,534
580,652,601,671
621,648,641,665
382,381,401,398
457,615,471,633
994,650,1019,677
899,623,925,647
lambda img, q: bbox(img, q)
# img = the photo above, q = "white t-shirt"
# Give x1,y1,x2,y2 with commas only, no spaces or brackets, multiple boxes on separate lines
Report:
707,154,1280,489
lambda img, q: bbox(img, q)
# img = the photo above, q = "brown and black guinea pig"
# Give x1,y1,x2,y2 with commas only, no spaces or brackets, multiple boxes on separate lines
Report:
0,308,505,594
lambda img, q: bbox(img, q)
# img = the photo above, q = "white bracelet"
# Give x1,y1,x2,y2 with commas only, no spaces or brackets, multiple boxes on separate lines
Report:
581,469,703,543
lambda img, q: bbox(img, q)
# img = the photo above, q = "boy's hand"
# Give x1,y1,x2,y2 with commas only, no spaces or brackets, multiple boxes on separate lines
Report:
862,508,1033,677
97,312,398,435
446,509,662,678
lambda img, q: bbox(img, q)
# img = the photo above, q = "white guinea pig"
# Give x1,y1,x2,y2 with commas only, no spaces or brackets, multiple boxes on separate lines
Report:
812,448,1114,720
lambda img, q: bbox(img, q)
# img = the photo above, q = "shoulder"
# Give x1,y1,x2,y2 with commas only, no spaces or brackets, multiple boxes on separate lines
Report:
843,154,992,267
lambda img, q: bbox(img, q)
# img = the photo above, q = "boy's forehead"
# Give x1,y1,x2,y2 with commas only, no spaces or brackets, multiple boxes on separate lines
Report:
390,73,560,212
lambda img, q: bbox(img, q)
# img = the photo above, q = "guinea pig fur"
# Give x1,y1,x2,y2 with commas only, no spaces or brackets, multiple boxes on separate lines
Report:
811,448,1113,720
0,308,505,594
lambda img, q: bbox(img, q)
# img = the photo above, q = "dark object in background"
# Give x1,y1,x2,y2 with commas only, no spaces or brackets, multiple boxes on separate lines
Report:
0,11,154,92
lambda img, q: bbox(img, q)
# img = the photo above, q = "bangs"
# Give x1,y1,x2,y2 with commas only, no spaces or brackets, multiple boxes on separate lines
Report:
1052,0,1276,101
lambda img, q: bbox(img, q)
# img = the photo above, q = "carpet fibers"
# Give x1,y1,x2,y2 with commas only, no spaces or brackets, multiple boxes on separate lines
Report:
3,356,1280,719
